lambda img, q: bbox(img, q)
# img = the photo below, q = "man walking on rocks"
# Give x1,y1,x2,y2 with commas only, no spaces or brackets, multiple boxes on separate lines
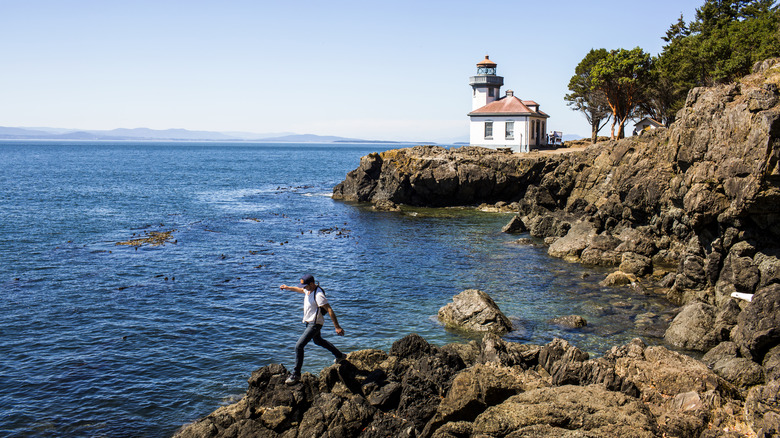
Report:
280,274,346,384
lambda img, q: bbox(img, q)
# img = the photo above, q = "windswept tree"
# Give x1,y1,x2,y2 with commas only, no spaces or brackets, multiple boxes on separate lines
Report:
591,47,652,139
565,48,612,143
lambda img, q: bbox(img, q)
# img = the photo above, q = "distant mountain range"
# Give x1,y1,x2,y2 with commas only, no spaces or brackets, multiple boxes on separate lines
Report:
0,126,409,143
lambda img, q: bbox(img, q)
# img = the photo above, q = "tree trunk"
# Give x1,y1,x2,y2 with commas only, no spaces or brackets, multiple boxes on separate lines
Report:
610,118,617,139
617,117,626,139
591,119,600,143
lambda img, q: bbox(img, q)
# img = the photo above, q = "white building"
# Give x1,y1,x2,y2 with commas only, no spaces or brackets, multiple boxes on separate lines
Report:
633,117,664,134
468,56,549,153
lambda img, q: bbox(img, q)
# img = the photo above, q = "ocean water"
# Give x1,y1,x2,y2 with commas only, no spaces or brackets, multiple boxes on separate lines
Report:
0,141,675,437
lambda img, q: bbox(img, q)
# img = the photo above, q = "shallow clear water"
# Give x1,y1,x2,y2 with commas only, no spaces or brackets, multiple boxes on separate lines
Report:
0,141,675,437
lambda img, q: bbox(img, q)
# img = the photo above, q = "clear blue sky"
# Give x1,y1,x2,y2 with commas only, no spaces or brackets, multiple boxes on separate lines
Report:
0,0,705,142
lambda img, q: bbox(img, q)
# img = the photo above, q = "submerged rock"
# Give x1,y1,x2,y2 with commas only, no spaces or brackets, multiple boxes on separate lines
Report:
549,314,588,329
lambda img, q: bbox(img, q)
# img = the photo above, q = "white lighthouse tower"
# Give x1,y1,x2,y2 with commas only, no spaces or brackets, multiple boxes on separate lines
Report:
469,56,504,110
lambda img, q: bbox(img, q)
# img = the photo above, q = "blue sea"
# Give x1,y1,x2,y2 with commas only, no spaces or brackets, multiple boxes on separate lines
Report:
0,141,675,437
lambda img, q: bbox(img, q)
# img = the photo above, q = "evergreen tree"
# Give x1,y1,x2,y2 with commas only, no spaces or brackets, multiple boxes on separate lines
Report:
650,0,780,123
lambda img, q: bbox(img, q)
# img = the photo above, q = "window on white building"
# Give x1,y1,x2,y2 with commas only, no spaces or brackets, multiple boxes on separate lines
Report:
505,121,514,139
484,122,493,139
489,88,495,97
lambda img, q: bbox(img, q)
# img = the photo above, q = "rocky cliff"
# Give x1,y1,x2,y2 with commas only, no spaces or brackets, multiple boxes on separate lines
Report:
177,61,780,437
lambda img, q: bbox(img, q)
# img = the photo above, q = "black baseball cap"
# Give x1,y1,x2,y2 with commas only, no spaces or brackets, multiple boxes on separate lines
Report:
300,274,315,285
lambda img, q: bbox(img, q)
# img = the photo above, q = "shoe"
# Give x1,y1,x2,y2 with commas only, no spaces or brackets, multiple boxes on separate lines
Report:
334,353,347,364
285,373,300,385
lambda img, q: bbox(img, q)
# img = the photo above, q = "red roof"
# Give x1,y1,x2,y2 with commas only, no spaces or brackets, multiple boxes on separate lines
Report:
523,100,539,106
469,96,549,117
477,55,496,67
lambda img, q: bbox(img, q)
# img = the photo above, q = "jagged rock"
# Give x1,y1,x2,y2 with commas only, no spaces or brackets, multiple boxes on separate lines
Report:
421,363,542,436
538,338,589,373
764,345,780,381
477,333,539,368
733,284,780,362
397,349,465,432
390,333,436,361
470,384,658,437
430,421,472,438
757,253,780,289
607,342,740,404
664,302,720,351
745,378,780,438
359,412,416,438
549,314,587,329
437,289,512,335
619,252,652,276
712,357,765,387
501,215,526,233
441,341,480,367
547,220,596,261
701,341,740,368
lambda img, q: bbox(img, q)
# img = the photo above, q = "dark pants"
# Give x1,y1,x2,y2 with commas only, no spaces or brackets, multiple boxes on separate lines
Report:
294,322,342,375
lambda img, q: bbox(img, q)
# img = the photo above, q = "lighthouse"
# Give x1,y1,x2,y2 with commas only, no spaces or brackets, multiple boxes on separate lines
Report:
468,55,549,153
469,56,504,111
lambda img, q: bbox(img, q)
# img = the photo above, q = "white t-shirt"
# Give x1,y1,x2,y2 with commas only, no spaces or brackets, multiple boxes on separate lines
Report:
303,289,328,324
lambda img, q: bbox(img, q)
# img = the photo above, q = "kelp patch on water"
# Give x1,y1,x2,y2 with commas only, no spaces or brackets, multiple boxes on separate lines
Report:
116,230,176,247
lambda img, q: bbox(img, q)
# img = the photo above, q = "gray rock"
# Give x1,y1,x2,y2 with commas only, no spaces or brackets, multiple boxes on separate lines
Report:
701,341,739,368
477,333,540,368
501,215,526,233
390,333,435,361
664,302,720,351
745,378,780,438
547,221,597,262
421,363,537,437
619,252,652,276
763,345,780,381
712,357,765,387
471,385,658,437
438,289,512,335
733,284,780,361
366,382,401,411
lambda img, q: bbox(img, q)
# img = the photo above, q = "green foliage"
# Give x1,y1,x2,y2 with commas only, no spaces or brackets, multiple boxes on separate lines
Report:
649,0,780,124
565,48,612,143
591,47,652,139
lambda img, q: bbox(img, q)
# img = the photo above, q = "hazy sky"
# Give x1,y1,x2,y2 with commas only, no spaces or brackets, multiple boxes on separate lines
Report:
0,0,705,142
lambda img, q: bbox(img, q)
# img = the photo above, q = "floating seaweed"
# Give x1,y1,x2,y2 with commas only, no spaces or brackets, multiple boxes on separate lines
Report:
116,230,176,247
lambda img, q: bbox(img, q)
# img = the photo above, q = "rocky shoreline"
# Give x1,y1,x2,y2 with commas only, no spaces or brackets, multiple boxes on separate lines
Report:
175,60,780,436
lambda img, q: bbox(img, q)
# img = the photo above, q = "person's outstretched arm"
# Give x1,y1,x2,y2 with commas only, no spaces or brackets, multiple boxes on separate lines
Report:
280,284,306,294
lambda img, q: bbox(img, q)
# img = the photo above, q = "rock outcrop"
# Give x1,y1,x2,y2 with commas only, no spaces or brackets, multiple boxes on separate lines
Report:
175,334,756,438
437,289,513,335
333,60,780,380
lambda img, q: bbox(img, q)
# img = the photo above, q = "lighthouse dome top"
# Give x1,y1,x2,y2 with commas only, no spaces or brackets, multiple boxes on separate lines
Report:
476,55,497,67
477,55,498,67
